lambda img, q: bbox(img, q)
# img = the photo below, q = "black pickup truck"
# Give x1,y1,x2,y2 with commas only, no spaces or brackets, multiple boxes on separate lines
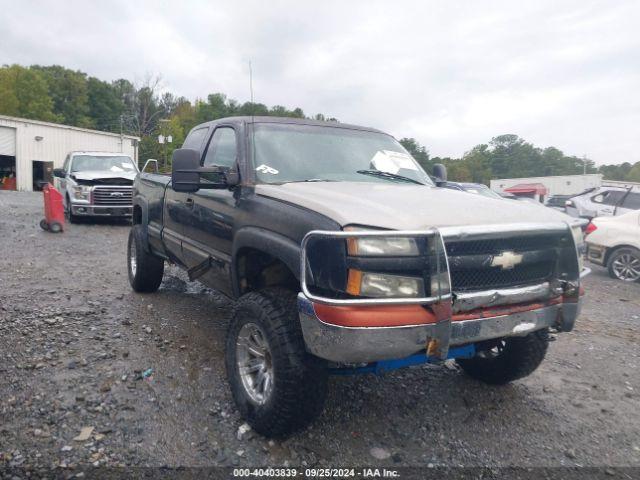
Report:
128,116,586,438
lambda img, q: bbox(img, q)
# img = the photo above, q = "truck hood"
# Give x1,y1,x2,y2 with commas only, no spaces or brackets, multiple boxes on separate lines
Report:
71,171,137,183
256,182,574,229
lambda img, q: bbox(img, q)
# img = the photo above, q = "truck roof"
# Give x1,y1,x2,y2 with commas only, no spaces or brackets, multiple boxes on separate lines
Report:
194,116,388,135
69,151,133,157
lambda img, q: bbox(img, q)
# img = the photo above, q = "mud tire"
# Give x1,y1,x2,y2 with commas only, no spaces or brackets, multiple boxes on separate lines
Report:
457,329,549,385
226,288,327,438
127,224,164,293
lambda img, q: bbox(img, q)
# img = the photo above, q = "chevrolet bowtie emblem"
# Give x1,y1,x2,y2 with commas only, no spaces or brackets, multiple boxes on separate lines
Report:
491,251,523,270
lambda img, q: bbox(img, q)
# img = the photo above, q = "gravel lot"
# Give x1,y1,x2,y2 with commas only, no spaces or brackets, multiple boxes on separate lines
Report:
1,190,639,471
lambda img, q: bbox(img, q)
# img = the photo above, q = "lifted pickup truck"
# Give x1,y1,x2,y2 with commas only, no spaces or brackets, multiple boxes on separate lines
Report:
128,116,587,438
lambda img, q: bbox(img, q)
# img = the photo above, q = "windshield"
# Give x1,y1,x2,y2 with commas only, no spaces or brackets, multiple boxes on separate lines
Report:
70,155,137,173
463,185,503,199
252,123,433,185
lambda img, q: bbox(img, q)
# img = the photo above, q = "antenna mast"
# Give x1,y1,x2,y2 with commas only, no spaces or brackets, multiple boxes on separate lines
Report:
249,60,256,169
249,61,254,103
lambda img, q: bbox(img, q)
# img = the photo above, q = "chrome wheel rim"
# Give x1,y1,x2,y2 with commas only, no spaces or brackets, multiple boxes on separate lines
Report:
236,323,273,405
612,253,640,281
129,239,137,276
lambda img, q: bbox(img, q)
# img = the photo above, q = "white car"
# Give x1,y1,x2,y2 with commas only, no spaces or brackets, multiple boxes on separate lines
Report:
565,186,640,218
585,210,640,281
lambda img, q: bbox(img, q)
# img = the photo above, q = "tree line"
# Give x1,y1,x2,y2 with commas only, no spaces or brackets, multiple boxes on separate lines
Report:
399,135,640,184
0,64,334,164
1,64,638,183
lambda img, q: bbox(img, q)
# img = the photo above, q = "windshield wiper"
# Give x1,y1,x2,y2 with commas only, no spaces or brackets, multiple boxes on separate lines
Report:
286,179,335,183
356,170,424,185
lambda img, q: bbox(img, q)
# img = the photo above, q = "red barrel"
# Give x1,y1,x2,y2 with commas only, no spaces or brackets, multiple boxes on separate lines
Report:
40,183,65,233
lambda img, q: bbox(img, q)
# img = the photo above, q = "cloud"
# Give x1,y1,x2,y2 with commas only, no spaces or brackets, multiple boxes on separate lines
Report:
0,0,638,164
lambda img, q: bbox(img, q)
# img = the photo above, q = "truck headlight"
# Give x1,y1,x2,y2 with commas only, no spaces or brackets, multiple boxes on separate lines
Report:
342,226,450,299
347,269,424,298
72,185,90,200
344,226,419,256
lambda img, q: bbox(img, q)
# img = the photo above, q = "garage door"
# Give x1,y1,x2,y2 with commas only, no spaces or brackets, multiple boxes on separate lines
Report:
0,127,16,156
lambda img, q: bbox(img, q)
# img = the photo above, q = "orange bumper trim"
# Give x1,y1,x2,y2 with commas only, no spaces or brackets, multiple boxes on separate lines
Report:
312,295,570,328
313,303,437,327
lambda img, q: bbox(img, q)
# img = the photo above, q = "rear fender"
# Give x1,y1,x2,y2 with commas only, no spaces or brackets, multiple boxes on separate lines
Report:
132,197,150,252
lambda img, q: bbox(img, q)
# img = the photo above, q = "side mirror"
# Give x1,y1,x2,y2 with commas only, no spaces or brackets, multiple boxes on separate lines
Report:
225,164,240,187
171,149,236,193
172,149,201,193
432,163,447,186
53,168,66,178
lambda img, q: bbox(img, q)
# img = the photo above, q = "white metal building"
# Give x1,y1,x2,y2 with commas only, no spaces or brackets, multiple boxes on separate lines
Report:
0,114,139,192
490,174,604,198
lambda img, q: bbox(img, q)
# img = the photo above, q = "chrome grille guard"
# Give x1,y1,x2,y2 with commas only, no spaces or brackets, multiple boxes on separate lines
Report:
299,223,583,360
300,222,582,312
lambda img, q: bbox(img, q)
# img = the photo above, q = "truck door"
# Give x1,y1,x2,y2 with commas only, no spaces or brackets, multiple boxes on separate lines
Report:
162,126,210,265
57,155,70,197
181,125,239,295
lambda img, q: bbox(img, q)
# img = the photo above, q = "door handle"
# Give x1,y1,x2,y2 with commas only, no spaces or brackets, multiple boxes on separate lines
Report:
185,198,194,208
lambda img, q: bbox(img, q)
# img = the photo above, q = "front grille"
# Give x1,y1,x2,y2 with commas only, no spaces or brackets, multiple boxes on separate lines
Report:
449,261,554,291
445,235,561,256
444,233,566,292
92,187,133,205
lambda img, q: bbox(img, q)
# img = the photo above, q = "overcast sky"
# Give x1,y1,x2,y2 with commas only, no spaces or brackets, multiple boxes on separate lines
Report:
1,0,638,165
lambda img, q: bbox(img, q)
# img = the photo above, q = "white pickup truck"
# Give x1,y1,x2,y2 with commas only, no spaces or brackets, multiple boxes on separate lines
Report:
53,151,138,222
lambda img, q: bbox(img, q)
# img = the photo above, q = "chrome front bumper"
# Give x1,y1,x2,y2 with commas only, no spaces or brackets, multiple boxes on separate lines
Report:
298,293,582,364
299,224,584,364
71,204,132,216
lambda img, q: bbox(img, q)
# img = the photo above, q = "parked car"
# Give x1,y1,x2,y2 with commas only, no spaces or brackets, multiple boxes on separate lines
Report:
53,151,138,222
128,116,586,437
565,186,640,219
501,193,558,211
545,194,572,211
440,181,504,200
585,210,640,281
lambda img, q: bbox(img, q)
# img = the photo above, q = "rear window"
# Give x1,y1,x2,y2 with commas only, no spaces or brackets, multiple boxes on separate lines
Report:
621,192,640,210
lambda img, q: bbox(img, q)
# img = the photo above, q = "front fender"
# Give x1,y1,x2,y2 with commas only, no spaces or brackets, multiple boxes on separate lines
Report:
232,227,301,297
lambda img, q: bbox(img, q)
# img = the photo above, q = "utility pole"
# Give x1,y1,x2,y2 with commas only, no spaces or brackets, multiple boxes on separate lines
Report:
158,119,171,170
583,154,587,175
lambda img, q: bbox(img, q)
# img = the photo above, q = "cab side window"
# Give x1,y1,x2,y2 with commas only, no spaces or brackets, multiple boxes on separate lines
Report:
592,191,624,206
203,127,237,168
63,155,70,173
183,127,209,151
